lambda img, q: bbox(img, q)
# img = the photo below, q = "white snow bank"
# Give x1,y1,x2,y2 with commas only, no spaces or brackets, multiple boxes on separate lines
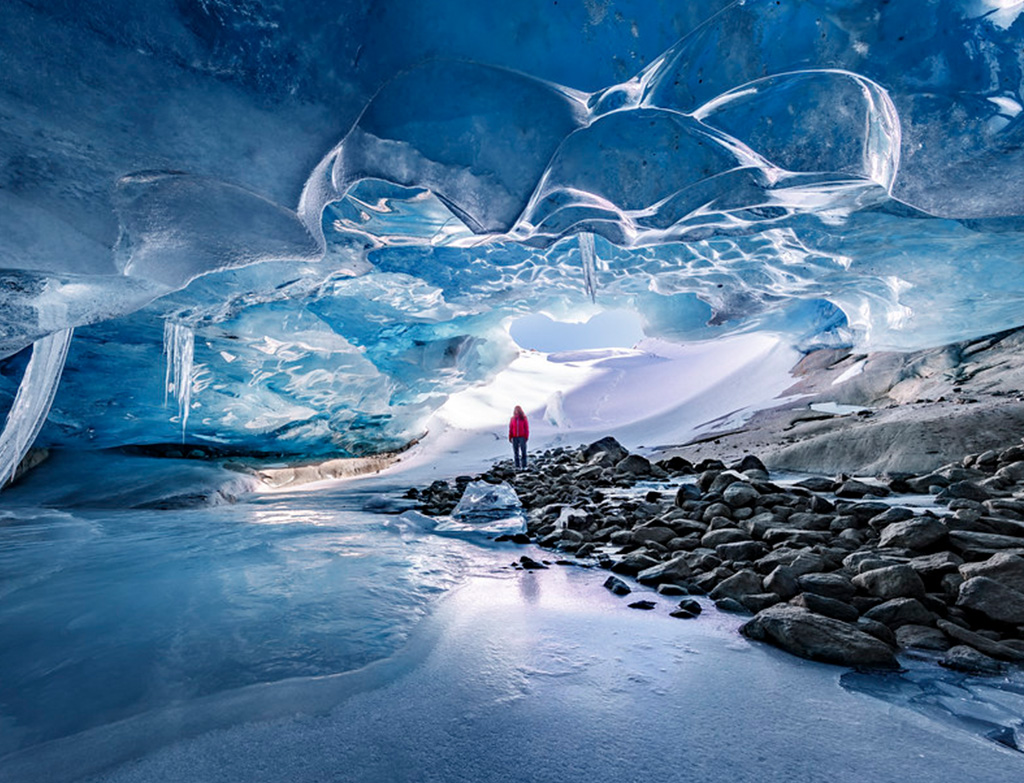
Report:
324,332,801,488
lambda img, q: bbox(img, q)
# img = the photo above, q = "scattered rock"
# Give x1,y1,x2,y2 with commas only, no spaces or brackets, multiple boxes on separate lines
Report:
878,517,948,550
791,592,859,623
863,597,935,628
677,598,702,616
852,565,926,600
714,597,750,614
519,556,548,570
959,552,1024,594
936,619,1024,661
603,575,631,596
709,570,764,603
895,624,950,651
939,645,1004,676
797,572,857,602
956,576,1024,624
741,605,898,668
628,600,657,610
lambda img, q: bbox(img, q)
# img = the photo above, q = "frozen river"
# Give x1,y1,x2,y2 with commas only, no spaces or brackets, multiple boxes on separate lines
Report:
1,456,1023,782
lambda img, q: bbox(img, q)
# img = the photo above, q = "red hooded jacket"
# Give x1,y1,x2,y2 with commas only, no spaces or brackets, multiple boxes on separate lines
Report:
508,415,529,439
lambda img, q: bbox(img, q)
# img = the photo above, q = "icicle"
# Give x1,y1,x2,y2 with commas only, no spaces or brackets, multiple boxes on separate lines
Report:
0,328,74,487
578,232,598,303
163,321,195,442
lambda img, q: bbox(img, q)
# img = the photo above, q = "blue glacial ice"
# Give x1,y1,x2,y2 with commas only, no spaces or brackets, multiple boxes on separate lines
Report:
5,0,1024,458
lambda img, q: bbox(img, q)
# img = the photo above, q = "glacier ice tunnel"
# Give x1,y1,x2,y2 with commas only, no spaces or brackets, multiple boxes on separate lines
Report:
4,0,1024,471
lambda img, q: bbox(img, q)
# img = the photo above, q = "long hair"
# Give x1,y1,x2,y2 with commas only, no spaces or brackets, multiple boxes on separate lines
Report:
513,405,526,419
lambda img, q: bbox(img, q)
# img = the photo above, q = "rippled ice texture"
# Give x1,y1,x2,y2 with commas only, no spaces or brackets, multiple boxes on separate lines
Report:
5,1,1024,459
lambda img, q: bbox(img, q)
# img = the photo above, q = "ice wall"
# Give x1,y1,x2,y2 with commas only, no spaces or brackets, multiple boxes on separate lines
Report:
4,0,1024,457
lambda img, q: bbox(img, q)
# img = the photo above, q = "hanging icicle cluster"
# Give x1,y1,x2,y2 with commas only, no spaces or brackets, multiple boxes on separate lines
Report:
163,321,195,442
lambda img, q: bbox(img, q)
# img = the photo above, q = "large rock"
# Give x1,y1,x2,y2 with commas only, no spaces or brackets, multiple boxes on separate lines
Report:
878,518,948,551
740,605,898,668
959,552,1024,594
632,524,677,546
722,482,760,508
895,624,950,651
675,484,701,505
791,592,859,623
863,597,935,628
939,645,1004,676
716,541,768,562
956,576,1024,624
852,565,926,600
636,554,694,586
610,552,660,576
936,619,1024,661
797,572,856,601
909,551,963,579
709,569,764,603
867,506,915,530
700,528,750,548
763,566,800,599
949,530,1024,554
939,481,992,502
615,454,653,477
582,437,629,465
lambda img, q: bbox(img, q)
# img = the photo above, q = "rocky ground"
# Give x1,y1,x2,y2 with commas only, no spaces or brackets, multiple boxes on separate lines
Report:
406,435,1024,676
655,327,1024,477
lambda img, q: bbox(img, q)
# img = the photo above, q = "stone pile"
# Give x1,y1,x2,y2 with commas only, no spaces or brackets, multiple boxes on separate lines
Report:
410,437,1024,674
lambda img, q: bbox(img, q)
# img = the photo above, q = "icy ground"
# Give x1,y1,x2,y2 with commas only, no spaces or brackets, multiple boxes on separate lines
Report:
2,511,1021,783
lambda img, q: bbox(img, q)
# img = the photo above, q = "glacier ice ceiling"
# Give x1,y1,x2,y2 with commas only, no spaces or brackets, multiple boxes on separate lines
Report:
4,0,1024,465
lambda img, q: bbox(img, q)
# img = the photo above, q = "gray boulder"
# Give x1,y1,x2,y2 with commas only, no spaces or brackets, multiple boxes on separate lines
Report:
797,572,857,601
709,569,764,603
878,518,947,551
956,576,1024,624
857,617,898,647
863,597,935,628
616,454,653,477
949,530,1024,554
603,576,631,596
936,619,1024,662
852,564,926,600
909,551,963,579
636,554,694,586
723,482,760,508
939,645,1004,676
716,541,768,562
582,436,629,464
959,552,1024,594
741,605,898,668
939,481,992,502
632,524,677,546
700,528,750,548
763,566,800,599
867,506,915,530
610,552,660,576
895,624,950,651
791,592,859,623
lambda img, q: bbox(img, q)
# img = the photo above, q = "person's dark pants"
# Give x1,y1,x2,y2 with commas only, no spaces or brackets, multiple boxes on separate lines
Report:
511,437,528,469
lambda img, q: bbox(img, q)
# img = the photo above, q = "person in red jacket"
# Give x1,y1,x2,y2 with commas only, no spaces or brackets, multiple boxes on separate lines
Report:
508,405,529,469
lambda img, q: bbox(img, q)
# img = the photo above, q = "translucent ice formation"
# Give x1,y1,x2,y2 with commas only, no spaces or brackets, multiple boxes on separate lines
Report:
4,0,1024,458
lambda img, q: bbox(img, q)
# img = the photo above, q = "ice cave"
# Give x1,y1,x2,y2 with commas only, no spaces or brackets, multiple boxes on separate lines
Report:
4,2,1024,781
